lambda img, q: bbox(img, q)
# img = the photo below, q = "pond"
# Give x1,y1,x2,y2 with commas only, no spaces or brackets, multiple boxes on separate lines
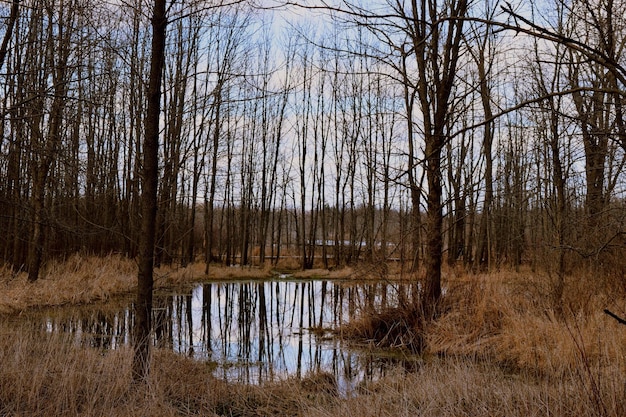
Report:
30,278,420,393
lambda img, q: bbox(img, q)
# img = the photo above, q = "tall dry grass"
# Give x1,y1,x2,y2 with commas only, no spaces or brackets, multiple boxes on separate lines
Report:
423,268,626,416
2,314,625,417
430,269,626,376
333,268,626,416
0,317,340,416
0,254,280,314
0,254,138,314
2,257,626,416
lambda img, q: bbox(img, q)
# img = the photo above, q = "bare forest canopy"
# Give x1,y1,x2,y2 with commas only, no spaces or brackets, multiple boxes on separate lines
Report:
1,0,625,279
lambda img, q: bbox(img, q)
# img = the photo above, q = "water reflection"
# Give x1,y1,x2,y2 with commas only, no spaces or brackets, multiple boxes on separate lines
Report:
37,279,419,392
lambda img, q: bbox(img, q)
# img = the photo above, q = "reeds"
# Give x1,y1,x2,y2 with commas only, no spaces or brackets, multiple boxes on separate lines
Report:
330,268,626,416
341,306,424,352
430,270,626,379
0,254,139,314
0,318,340,416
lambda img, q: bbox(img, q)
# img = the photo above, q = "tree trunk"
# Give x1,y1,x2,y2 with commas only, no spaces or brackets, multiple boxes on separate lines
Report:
133,0,166,383
28,4,71,281
422,134,443,316
0,0,19,72
411,0,468,316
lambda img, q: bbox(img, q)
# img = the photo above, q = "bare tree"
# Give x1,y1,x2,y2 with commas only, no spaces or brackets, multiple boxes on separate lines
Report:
133,0,167,383
466,0,500,270
0,0,19,72
291,0,469,313
399,0,469,314
27,0,77,281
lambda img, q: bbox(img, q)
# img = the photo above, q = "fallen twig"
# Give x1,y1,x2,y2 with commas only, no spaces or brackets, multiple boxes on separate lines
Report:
604,309,626,326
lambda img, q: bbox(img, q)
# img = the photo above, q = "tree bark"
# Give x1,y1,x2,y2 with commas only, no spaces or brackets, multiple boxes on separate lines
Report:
27,3,72,281
133,0,166,383
410,0,468,316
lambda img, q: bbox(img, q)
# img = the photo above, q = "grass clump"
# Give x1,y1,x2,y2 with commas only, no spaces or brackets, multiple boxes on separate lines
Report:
342,306,424,352
429,270,626,379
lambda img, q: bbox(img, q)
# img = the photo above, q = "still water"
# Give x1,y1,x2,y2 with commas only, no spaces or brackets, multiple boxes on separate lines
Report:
37,278,419,391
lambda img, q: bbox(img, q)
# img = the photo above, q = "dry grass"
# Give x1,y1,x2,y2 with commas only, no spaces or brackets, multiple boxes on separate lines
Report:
312,357,626,417
0,254,138,314
329,268,626,416
0,318,340,416
341,306,424,352
2,316,625,417
0,254,283,314
2,258,626,416
203,262,275,280
429,269,626,377
0,253,359,314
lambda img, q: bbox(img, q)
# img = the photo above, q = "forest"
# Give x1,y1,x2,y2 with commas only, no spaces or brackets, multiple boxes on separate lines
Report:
2,0,625,280
1,0,626,414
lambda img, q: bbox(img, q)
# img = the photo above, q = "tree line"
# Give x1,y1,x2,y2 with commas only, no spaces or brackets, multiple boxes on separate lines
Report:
1,0,625,297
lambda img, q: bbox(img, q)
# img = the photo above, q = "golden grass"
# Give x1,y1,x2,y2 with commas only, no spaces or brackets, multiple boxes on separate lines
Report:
0,253,361,314
0,254,284,314
0,254,138,314
2,315,625,417
203,262,273,280
0,318,341,416
313,357,626,417
329,268,626,416
428,269,626,381
2,257,626,415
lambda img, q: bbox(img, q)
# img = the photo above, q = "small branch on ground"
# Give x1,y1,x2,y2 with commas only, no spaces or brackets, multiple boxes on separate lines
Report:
603,309,626,326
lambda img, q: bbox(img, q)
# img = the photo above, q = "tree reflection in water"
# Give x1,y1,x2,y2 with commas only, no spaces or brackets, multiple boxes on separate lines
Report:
36,279,419,393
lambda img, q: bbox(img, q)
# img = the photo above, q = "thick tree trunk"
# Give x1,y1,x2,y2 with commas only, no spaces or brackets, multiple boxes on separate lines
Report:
422,136,443,317
410,0,468,317
133,0,166,383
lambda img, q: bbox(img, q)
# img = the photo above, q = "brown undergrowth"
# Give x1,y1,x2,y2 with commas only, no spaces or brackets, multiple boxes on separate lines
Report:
0,254,279,314
2,315,625,416
341,306,424,352
430,269,626,379
337,268,626,415
0,320,340,417
2,258,626,415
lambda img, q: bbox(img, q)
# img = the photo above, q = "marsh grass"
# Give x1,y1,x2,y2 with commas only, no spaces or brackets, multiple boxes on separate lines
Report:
0,254,137,314
0,254,279,314
2,258,626,415
430,269,626,377
2,317,625,416
341,306,424,352
0,318,341,416
333,268,626,416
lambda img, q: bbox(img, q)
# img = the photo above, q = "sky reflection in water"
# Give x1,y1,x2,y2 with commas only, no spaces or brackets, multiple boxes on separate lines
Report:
40,279,420,393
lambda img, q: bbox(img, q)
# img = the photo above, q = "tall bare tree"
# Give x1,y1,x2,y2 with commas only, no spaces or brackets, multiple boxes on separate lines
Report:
27,0,76,281
398,0,469,314
133,0,167,382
